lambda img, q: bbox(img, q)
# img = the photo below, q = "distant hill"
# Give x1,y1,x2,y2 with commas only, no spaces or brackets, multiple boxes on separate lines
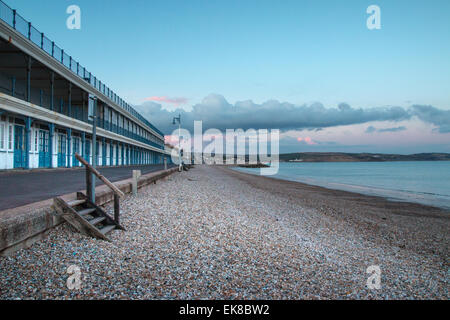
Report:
279,153,450,162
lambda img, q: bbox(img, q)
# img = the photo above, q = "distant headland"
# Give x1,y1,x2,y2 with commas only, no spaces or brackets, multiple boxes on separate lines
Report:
280,152,450,162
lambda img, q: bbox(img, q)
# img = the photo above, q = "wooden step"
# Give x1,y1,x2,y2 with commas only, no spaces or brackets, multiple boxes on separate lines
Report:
53,198,111,241
99,225,116,235
78,208,96,217
54,196,124,242
68,199,86,207
90,217,106,226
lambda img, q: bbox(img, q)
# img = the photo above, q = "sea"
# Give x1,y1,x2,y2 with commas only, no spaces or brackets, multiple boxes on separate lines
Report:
233,161,450,209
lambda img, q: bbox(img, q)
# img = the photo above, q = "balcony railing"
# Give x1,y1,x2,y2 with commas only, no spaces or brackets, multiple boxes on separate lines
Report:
0,0,165,138
0,70,165,150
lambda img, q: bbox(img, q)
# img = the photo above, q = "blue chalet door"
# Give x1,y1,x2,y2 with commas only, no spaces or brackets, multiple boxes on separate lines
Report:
72,137,80,166
102,141,106,166
110,143,114,166
96,141,100,166
57,134,67,167
85,140,91,164
13,125,26,168
38,130,50,168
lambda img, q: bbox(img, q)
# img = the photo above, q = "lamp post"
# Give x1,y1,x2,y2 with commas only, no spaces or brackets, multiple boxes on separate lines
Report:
88,94,97,202
172,113,182,172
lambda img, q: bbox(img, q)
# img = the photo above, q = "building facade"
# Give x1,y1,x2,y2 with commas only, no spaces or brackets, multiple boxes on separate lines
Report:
0,1,170,170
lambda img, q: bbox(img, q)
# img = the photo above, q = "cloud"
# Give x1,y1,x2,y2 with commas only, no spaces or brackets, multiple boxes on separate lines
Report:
365,126,407,133
297,137,317,145
144,96,188,105
410,105,450,133
378,126,407,133
134,94,450,136
135,94,415,134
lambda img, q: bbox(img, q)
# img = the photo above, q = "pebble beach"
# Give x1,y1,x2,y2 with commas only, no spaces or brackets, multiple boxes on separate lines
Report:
0,165,448,299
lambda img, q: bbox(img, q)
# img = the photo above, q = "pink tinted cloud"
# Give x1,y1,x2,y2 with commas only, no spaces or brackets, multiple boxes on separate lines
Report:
297,137,317,145
165,135,178,144
144,96,188,105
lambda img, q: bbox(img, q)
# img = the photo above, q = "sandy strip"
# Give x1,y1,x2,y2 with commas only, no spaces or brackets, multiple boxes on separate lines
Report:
0,165,448,299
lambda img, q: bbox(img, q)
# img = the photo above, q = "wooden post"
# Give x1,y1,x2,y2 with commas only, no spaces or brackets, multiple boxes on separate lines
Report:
75,152,123,224
75,153,124,197
114,194,120,224
132,170,141,196
86,166,93,202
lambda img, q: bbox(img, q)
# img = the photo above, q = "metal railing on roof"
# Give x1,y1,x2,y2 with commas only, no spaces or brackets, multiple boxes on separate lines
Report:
0,0,165,137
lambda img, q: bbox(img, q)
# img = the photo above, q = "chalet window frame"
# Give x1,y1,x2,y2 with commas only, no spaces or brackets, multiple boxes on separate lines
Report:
0,122,5,150
8,124,13,150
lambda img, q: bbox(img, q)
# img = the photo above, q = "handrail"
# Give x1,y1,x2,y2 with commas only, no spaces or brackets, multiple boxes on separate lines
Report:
75,153,124,198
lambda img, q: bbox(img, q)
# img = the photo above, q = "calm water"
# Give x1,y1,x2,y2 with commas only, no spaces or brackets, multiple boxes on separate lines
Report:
234,161,450,209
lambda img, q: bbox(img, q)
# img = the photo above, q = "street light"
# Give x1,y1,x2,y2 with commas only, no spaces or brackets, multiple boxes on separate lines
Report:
172,113,182,172
88,94,97,202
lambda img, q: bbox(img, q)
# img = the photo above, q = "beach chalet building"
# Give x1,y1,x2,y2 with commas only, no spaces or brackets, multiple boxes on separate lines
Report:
0,1,169,170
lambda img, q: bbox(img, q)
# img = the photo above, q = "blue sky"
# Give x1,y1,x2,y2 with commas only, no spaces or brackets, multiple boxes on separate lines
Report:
8,0,450,153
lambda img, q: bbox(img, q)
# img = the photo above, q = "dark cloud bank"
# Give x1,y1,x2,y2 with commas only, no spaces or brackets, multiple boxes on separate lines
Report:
134,94,450,135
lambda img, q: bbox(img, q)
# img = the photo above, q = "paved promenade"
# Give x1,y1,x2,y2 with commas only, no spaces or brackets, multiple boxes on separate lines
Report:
0,164,174,211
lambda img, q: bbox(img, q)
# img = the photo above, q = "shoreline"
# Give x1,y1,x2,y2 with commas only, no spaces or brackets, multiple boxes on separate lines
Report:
220,166,449,260
0,165,448,299
227,166,450,214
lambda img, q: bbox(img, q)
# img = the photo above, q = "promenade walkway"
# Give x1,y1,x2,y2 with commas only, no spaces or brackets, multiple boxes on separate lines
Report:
0,164,174,211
